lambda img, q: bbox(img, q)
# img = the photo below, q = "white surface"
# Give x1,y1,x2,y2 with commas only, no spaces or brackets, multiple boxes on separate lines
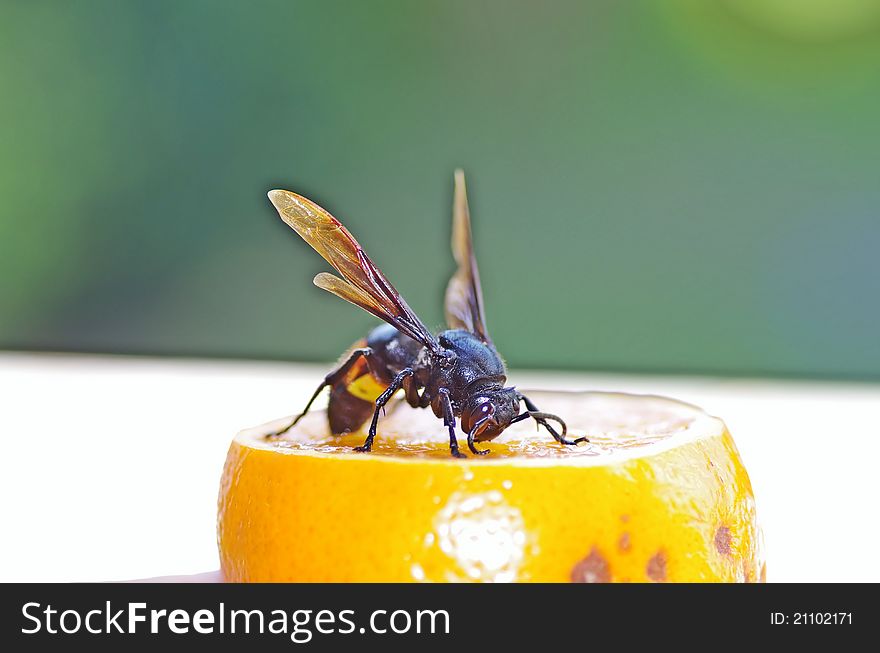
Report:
0,351,877,582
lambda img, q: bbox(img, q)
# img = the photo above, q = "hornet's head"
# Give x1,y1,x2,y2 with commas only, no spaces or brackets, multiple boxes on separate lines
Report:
461,387,521,443
460,388,576,456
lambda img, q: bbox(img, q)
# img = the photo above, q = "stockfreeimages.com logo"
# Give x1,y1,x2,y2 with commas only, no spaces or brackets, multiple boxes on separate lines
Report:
21,602,450,643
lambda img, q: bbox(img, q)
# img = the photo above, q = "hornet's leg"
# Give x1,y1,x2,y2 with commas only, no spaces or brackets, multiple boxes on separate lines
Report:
518,393,588,446
403,375,423,407
356,367,414,452
268,347,374,438
438,387,466,458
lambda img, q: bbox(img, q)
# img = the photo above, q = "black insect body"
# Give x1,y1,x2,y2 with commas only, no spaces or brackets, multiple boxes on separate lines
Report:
267,171,585,457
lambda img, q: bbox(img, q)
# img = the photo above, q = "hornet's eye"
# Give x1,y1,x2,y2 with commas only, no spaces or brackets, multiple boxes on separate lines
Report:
463,398,496,435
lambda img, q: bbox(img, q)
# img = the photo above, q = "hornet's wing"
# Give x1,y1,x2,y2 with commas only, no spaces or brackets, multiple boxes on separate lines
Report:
268,189,441,353
444,170,491,344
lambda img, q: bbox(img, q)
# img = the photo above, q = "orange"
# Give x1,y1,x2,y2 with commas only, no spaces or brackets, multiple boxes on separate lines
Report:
218,391,764,582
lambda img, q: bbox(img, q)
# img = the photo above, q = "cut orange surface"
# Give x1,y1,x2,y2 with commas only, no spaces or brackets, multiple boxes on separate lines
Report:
218,391,763,582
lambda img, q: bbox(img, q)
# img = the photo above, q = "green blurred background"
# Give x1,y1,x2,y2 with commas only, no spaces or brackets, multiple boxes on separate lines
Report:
1,0,878,378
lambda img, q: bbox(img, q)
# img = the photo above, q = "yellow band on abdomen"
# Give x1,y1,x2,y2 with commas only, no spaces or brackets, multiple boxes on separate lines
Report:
347,373,387,402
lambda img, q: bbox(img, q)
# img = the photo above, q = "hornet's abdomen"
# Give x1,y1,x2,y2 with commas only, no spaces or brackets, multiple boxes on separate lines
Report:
326,339,386,435
326,325,424,435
